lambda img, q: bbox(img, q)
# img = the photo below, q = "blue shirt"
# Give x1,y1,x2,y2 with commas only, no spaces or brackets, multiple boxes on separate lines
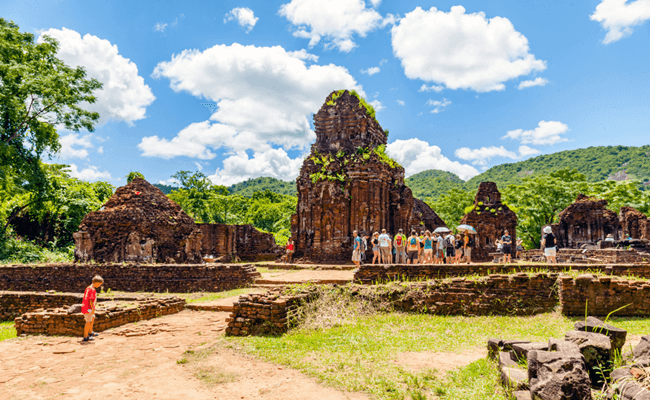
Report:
354,236,362,250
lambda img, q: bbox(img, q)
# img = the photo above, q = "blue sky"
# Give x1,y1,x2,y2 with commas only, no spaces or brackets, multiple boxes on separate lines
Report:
5,0,650,185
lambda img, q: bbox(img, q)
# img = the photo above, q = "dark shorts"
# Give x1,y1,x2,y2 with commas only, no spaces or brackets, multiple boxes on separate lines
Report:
446,247,454,257
407,250,418,261
503,244,512,254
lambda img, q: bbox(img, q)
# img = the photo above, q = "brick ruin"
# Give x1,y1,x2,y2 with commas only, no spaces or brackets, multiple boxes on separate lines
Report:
198,223,283,262
548,194,622,248
74,178,203,264
619,206,650,240
291,90,446,262
460,182,517,261
73,178,281,263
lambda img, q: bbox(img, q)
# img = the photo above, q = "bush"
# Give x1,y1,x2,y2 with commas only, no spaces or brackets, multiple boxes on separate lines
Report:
0,235,73,264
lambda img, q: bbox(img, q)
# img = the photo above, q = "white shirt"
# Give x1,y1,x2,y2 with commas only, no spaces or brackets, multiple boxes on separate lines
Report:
378,233,391,247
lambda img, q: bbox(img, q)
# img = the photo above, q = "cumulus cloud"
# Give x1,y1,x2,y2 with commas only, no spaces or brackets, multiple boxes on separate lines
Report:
419,84,444,93
287,49,319,62
396,100,405,106
65,164,112,181
454,145,540,166
518,77,549,89
386,139,479,180
279,0,393,52
361,66,380,75
58,133,93,159
208,149,304,186
144,43,362,182
502,120,569,145
426,98,451,113
391,6,546,92
370,100,384,111
591,0,650,43
224,7,259,33
38,28,155,124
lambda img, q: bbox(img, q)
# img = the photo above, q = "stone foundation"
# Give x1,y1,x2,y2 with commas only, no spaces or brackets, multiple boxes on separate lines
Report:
0,263,260,293
198,223,283,262
522,248,650,264
560,274,650,317
14,296,185,336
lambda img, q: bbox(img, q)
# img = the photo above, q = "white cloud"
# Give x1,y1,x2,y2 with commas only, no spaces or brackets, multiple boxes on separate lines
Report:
502,120,569,145
369,0,382,7
279,0,392,52
97,146,104,154
397,100,405,106
426,98,451,113
518,77,549,89
224,7,259,33
38,28,155,124
145,43,362,160
65,164,112,181
370,100,384,111
361,66,380,75
591,0,650,43
158,178,179,186
154,22,167,33
195,162,203,172
58,133,93,159
419,84,444,93
287,49,319,62
208,149,304,186
454,145,540,166
391,6,546,92
386,139,479,180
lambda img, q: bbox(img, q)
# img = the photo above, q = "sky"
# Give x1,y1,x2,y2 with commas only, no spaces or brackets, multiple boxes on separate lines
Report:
4,0,650,186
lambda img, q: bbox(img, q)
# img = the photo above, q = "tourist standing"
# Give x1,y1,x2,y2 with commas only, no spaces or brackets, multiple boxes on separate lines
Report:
371,232,380,264
454,234,463,264
516,238,523,259
501,230,512,264
406,231,420,264
378,229,392,265
541,226,557,264
423,231,433,264
436,233,445,264
82,275,103,342
444,233,455,264
285,239,295,263
394,229,407,264
463,233,473,264
352,230,362,267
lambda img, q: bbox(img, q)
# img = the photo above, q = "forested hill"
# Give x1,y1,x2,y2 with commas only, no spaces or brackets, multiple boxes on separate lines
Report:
227,177,297,197
405,170,465,200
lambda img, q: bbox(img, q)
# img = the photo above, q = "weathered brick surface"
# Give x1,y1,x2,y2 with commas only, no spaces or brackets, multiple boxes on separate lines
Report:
14,296,185,336
560,275,650,316
198,223,283,262
550,194,622,248
0,263,260,293
227,274,558,336
523,248,650,265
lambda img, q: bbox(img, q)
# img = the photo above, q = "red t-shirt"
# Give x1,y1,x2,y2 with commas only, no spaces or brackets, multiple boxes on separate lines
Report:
287,243,294,251
82,286,96,314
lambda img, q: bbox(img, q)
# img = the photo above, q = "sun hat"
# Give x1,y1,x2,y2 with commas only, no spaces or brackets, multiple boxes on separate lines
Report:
544,226,552,234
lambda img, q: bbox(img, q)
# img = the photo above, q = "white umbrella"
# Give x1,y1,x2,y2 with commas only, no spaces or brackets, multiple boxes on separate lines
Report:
457,224,477,234
434,227,450,233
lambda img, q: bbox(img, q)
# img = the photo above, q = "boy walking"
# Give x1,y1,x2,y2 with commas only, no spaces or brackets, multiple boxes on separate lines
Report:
82,275,104,342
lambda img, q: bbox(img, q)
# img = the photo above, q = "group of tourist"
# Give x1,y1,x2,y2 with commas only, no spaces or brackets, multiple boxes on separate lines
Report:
351,228,475,267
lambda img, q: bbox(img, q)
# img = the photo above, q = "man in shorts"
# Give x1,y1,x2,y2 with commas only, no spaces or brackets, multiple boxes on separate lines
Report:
393,229,407,264
406,231,419,264
444,233,455,264
82,275,103,342
378,229,392,265
352,230,362,267
501,230,512,264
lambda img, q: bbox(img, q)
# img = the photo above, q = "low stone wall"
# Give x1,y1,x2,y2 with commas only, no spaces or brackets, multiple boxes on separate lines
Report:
14,296,186,336
225,290,314,336
226,273,559,336
523,248,650,264
0,263,261,293
353,262,650,283
0,291,145,321
560,274,650,316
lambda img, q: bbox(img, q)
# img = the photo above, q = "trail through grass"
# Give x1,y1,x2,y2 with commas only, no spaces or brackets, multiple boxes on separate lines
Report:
229,312,650,400
0,321,16,342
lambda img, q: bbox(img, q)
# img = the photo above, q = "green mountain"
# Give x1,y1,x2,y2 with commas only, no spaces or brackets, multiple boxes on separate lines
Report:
153,183,178,194
405,169,465,200
228,177,297,197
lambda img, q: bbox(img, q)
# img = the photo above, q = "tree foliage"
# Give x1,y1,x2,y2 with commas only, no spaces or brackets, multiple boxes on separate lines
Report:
227,177,296,197
426,188,476,231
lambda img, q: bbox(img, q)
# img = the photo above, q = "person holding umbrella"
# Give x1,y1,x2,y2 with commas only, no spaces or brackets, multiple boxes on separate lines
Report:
457,225,476,264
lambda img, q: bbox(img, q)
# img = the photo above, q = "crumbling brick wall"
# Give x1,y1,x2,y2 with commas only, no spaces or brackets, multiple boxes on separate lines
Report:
560,274,650,316
619,206,650,240
0,264,260,293
198,223,283,262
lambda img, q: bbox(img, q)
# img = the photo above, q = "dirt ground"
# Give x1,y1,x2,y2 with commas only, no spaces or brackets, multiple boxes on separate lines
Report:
393,348,486,375
257,269,354,284
0,310,371,400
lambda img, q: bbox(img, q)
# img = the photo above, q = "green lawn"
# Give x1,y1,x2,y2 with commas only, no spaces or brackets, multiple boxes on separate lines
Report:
0,321,16,342
98,288,256,303
228,312,650,400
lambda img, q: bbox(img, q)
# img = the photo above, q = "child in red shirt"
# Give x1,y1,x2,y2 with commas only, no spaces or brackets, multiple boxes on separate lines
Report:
82,275,104,342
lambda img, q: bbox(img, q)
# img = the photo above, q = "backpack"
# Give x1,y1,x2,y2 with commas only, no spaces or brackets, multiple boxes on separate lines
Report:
361,237,368,252
395,235,403,247
467,236,474,247
444,235,453,247
545,233,555,248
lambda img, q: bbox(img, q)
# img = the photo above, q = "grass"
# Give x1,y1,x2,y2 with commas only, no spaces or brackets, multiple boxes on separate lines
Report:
227,312,650,400
0,321,17,342
98,288,256,303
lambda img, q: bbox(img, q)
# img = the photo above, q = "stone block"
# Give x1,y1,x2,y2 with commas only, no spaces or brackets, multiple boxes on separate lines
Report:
574,316,627,355
528,340,592,400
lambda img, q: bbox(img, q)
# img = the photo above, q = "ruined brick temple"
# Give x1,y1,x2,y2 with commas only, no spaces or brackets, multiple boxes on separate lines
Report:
548,194,622,248
291,90,446,262
619,206,650,241
74,179,281,263
460,182,517,261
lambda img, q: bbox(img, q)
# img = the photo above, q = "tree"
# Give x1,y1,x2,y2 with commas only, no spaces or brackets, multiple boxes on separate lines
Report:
0,19,103,227
427,188,476,230
126,172,145,183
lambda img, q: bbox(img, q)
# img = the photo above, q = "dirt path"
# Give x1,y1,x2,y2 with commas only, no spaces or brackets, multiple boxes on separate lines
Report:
0,310,366,400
